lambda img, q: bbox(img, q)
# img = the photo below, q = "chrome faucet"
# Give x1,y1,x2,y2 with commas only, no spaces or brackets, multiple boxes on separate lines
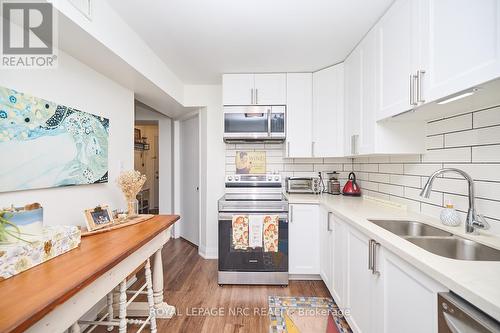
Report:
420,168,489,234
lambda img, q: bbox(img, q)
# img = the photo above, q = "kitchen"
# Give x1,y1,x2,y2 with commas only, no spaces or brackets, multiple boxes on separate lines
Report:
0,0,500,332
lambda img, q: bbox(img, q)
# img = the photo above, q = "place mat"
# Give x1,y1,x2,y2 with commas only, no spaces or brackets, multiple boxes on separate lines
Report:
81,214,155,236
269,296,352,333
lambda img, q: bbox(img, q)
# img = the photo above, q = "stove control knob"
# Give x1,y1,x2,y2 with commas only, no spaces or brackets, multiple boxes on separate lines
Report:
274,176,280,181
234,176,240,181
227,176,233,181
267,176,272,181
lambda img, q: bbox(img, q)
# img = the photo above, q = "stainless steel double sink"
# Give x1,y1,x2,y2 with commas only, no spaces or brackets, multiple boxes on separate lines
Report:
368,220,500,261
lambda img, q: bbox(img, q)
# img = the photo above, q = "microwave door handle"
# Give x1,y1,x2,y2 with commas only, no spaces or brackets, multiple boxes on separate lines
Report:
267,108,271,137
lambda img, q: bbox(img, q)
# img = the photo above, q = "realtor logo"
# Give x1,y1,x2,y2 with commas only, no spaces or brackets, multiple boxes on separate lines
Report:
1,0,58,68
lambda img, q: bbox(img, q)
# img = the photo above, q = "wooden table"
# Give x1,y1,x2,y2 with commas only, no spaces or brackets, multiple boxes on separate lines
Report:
0,215,180,333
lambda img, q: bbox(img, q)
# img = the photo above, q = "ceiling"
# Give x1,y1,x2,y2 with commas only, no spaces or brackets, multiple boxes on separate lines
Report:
108,0,394,84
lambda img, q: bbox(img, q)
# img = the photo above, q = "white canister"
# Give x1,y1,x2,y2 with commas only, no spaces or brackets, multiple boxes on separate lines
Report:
440,203,461,227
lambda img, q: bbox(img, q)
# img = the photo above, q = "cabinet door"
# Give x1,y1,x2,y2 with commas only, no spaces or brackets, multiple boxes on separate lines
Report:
420,0,500,104
344,47,362,156
359,30,377,155
289,204,320,275
286,73,313,158
254,73,287,105
376,0,419,120
313,64,344,157
319,208,333,291
331,215,346,306
346,225,373,333
222,74,254,105
373,247,447,333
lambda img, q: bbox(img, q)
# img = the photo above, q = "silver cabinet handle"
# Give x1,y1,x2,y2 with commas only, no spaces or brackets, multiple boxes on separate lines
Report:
327,212,333,231
267,108,271,136
255,88,259,105
351,134,359,155
409,74,416,106
287,141,290,157
251,88,254,105
289,205,293,223
312,141,315,157
417,70,426,104
372,240,381,275
368,239,374,271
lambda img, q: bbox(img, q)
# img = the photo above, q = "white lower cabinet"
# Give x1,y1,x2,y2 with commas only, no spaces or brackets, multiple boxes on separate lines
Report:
289,204,320,275
326,214,447,333
319,207,333,289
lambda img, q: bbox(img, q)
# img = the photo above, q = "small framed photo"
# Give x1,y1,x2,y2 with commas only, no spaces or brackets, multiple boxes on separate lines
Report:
84,205,114,231
134,128,141,142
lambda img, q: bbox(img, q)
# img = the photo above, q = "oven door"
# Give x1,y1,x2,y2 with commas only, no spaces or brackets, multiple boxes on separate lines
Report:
224,106,271,140
218,212,288,272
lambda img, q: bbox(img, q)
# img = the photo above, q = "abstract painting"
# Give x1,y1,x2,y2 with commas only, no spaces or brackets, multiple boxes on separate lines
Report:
0,86,109,192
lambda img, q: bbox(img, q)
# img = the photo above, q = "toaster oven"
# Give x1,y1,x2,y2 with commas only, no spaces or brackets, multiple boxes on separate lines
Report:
285,177,320,194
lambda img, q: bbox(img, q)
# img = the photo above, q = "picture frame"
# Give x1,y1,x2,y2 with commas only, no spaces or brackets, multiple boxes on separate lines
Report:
84,205,114,231
134,128,142,143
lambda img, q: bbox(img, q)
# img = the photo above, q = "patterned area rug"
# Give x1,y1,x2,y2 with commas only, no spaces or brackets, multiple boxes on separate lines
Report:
269,296,352,333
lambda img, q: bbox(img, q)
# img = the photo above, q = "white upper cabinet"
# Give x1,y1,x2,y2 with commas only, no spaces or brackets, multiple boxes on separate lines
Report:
419,0,500,104
359,30,377,155
344,47,362,156
222,74,255,105
254,74,287,105
376,0,419,120
286,73,313,158
312,64,345,157
222,73,286,105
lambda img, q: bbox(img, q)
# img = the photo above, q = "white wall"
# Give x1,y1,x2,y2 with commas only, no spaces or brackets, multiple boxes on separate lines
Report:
0,50,134,227
184,85,224,258
135,105,173,215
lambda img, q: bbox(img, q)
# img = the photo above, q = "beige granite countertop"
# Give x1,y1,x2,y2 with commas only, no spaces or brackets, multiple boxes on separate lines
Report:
285,193,500,320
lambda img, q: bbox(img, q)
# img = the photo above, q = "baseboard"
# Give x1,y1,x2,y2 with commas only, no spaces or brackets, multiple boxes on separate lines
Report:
198,246,218,259
289,274,322,281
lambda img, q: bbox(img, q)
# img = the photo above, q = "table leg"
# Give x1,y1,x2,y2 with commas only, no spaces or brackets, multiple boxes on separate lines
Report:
152,248,175,318
118,280,127,333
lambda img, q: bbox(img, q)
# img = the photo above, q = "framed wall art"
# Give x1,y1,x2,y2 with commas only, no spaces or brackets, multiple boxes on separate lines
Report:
0,86,109,193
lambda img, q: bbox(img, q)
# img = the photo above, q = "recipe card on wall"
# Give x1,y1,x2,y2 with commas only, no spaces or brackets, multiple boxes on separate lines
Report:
235,151,266,174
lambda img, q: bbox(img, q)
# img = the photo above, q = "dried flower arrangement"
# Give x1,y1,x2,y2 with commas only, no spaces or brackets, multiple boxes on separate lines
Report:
116,170,147,216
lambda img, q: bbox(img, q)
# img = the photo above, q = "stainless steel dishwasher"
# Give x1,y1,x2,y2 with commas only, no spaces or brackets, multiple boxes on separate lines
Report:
438,293,500,333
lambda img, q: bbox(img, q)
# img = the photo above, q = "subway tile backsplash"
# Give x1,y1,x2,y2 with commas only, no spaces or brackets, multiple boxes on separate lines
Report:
225,105,500,235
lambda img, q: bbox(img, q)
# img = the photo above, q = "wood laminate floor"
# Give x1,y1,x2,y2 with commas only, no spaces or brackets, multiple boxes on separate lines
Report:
94,238,330,333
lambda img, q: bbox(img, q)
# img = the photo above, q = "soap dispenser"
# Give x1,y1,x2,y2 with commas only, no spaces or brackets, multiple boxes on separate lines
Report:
440,202,461,227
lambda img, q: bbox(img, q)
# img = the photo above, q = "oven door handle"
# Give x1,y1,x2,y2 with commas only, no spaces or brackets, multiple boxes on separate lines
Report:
218,213,288,221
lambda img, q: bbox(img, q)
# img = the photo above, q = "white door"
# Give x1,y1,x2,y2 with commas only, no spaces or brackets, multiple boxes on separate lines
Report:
289,204,320,275
180,114,200,246
346,225,373,333
331,215,346,306
359,29,377,155
319,208,333,290
373,247,447,333
420,0,500,104
376,0,419,120
286,73,313,158
222,74,254,105
344,47,362,156
312,64,344,157
254,73,287,105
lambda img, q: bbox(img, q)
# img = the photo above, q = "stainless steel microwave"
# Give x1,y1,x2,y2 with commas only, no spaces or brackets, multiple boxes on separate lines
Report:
223,105,286,143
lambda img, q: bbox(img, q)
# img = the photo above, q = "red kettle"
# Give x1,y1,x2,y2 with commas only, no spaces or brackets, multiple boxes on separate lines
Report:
342,172,361,196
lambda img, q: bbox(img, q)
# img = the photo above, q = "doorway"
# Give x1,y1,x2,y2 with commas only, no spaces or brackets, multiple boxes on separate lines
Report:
134,122,159,214
179,114,200,246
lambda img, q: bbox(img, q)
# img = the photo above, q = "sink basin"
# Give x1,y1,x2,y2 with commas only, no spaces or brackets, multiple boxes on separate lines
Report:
405,237,500,261
369,220,453,237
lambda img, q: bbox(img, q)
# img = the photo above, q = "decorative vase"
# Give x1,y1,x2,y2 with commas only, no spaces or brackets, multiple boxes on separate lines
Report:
127,199,139,217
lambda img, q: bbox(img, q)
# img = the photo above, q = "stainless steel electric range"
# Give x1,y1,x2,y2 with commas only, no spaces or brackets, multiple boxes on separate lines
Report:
218,174,289,285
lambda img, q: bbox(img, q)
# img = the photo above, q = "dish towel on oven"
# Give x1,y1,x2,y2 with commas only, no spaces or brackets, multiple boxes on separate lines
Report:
232,215,249,250
248,215,264,248
263,215,279,252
